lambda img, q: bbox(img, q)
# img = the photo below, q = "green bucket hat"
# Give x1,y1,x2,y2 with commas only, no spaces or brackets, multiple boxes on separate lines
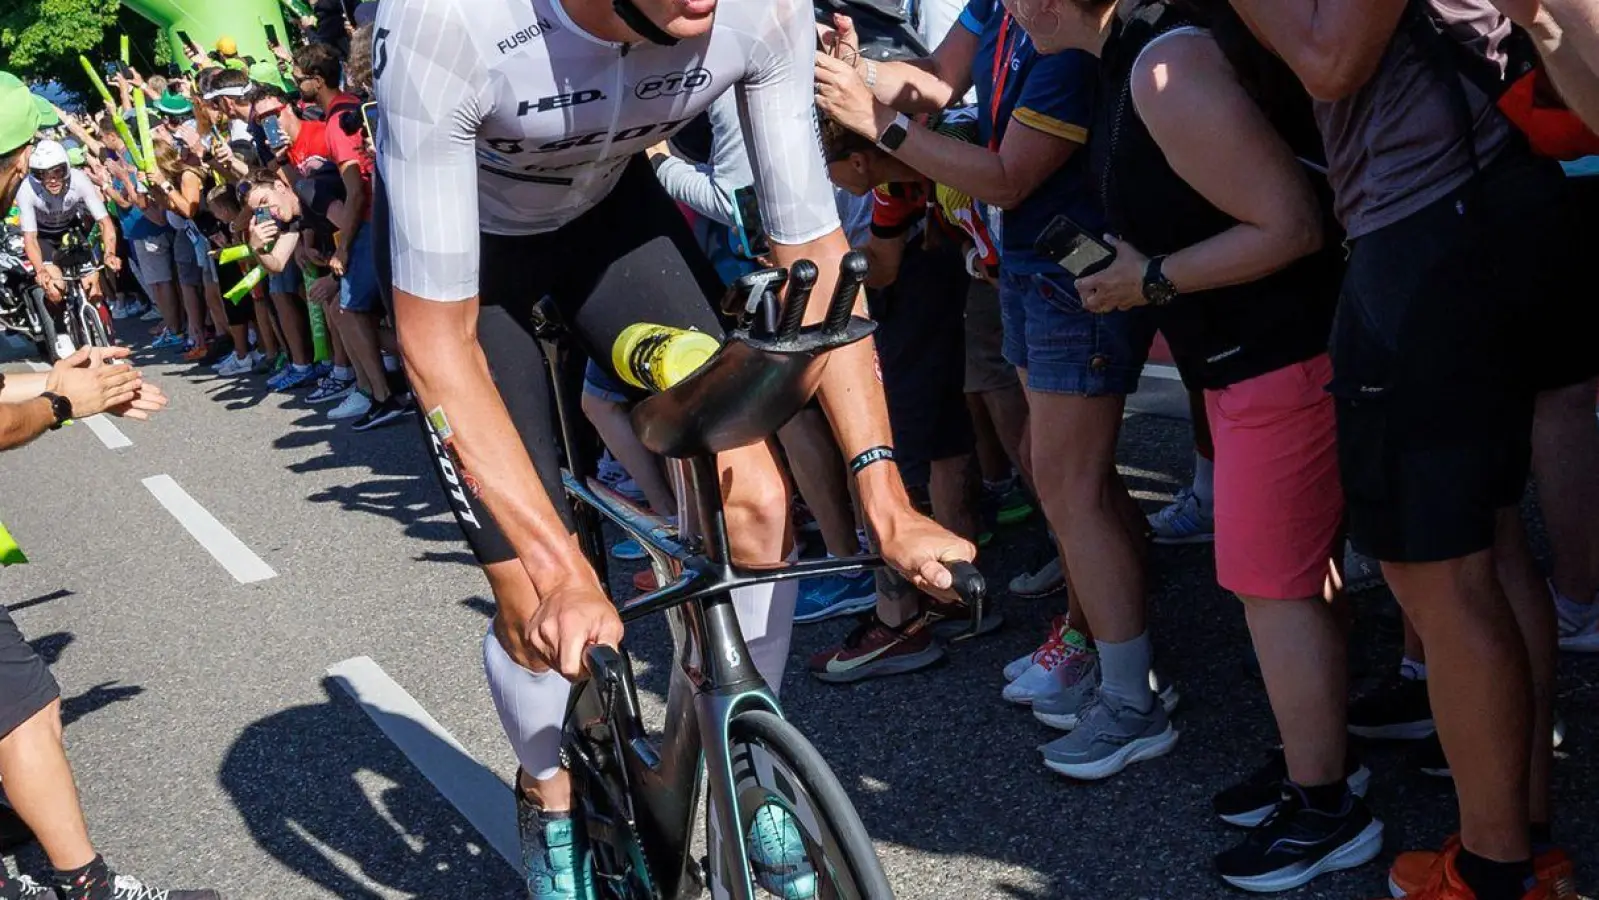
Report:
0,72,42,155
32,94,60,128
154,90,194,117
65,145,87,167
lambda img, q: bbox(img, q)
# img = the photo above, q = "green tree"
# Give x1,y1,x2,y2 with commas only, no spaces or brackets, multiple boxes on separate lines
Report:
0,0,166,100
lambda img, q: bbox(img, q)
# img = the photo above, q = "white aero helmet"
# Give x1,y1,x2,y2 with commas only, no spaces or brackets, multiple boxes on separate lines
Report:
28,138,68,171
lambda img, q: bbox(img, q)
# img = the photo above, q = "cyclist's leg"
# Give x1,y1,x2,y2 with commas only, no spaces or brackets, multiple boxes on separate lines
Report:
549,158,797,692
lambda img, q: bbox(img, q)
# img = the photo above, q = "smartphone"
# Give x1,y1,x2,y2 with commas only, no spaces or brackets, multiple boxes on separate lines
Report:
360,101,376,142
263,22,281,48
254,206,273,225
729,186,770,260
260,116,287,151
177,31,201,57
1034,214,1116,278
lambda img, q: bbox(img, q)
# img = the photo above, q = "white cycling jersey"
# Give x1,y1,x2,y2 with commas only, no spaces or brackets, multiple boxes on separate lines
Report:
374,0,840,302
16,170,108,235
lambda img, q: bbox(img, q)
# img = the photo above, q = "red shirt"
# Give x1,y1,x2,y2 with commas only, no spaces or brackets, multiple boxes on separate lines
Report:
321,92,373,220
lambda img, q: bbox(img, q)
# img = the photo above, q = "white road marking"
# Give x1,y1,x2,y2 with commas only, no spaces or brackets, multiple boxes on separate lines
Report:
327,656,518,869
1142,363,1182,382
141,475,277,583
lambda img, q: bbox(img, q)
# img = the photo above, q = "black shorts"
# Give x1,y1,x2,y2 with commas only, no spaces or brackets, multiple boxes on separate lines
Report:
1331,154,1565,563
0,606,60,741
867,241,974,488
1532,174,1599,391
374,156,726,565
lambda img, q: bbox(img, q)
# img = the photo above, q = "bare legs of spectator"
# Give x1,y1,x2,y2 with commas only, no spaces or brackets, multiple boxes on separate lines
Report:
1382,534,1533,864
206,281,248,361
1494,511,1557,831
337,308,392,404
271,291,314,368
1243,594,1348,789
178,281,205,345
321,298,352,376
579,390,675,516
149,281,182,337
966,382,1028,484
778,408,859,558
0,699,94,872
1533,377,1599,605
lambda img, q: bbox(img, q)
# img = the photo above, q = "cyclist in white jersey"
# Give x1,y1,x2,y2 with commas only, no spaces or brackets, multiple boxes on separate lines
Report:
16,140,119,358
373,0,974,895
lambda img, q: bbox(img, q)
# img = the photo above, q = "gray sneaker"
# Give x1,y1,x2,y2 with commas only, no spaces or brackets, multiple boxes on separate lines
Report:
1009,557,1065,599
1040,692,1179,781
1028,654,1101,729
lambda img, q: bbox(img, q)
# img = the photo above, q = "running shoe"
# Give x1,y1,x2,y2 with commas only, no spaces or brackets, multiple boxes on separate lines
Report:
351,395,411,431
516,779,593,900
793,570,876,624
306,375,356,404
215,353,255,377
924,593,1004,639
1388,837,1577,900
1378,843,1553,900
1342,543,1385,594
611,538,647,561
151,329,184,349
314,360,334,378
1348,671,1435,740
1215,785,1384,893
748,803,817,900
808,615,944,684
1554,586,1599,653
1003,626,1093,706
1004,616,1068,682
327,390,372,421
139,305,164,322
53,334,75,360
1212,746,1373,828
1039,691,1179,781
1009,557,1065,599
182,342,210,362
268,364,318,392
1033,662,1180,731
9,875,53,898
1147,488,1214,545
597,450,628,487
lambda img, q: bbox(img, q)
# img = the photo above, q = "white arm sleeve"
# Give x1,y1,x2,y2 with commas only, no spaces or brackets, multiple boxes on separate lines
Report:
374,0,490,302
74,171,110,223
735,0,841,246
16,181,38,234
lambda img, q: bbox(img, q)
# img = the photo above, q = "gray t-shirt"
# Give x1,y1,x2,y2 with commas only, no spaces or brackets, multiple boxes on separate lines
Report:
1313,0,1514,238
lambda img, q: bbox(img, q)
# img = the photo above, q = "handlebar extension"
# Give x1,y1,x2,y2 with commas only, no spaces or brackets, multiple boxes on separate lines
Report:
775,259,819,341
823,251,870,335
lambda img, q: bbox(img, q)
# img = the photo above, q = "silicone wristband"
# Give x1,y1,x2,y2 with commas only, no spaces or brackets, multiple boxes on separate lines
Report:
849,445,895,476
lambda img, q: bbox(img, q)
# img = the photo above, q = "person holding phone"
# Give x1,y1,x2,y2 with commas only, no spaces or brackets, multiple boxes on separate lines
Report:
815,2,1165,773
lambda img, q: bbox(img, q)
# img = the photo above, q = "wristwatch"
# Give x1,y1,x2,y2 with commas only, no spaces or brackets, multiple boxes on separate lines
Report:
40,392,72,430
876,113,911,153
1142,255,1178,307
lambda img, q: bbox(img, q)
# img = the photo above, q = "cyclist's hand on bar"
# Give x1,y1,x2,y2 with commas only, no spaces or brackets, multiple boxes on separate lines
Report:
872,508,977,602
524,577,625,680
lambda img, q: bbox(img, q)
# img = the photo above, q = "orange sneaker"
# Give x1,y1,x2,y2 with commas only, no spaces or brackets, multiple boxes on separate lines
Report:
1389,837,1577,900
182,342,210,362
1382,841,1557,900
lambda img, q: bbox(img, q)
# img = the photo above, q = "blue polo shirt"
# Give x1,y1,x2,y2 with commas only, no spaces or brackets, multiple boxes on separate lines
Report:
961,0,1102,272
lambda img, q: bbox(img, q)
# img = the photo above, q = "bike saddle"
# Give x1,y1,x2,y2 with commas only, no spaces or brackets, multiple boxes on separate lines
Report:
629,252,876,459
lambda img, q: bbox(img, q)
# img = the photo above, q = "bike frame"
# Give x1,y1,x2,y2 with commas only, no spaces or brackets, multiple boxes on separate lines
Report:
535,314,880,900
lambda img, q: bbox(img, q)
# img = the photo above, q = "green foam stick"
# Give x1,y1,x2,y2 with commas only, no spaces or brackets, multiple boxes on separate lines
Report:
0,520,27,566
78,55,144,169
120,34,130,65
216,244,253,265
225,266,265,304
302,265,332,362
133,88,156,175
279,0,313,18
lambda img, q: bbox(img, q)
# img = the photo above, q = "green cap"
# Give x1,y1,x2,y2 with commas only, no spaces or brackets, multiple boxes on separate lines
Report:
247,60,282,86
32,94,60,128
0,71,41,155
154,91,194,116
66,145,86,166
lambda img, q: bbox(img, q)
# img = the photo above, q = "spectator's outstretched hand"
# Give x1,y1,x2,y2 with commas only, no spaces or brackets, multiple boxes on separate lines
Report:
45,347,145,420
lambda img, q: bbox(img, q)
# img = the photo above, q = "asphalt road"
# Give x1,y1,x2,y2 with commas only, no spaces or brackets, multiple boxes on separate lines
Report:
0,336,1594,900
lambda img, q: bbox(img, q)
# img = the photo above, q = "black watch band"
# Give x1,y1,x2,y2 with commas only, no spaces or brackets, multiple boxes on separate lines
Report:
1142,255,1178,307
40,392,72,430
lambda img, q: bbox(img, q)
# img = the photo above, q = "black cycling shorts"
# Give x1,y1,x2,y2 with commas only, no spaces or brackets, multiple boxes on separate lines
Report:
867,240,974,489
373,156,726,565
0,606,60,741
1330,153,1564,563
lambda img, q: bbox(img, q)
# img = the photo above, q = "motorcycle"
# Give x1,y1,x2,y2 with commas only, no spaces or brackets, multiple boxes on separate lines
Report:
0,224,55,362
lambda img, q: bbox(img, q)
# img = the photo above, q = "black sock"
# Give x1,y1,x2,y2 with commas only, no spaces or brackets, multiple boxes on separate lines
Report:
1455,848,1534,900
1529,822,1553,854
52,854,114,900
0,873,25,900
1288,779,1350,815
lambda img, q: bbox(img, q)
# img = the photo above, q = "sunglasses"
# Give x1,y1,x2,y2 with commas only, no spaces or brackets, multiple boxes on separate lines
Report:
37,165,69,181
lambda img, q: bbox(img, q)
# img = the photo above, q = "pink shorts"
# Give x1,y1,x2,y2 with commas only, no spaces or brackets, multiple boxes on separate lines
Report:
1204,355,1344,600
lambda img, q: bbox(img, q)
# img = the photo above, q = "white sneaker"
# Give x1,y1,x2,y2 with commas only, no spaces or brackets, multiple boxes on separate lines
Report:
1003,626,1093,706
1004,615,1068,682
140,306,164,321
328,390,372,420
1555,585,1599,653
216,353,254,376
53,334,75,360
597,450,628,485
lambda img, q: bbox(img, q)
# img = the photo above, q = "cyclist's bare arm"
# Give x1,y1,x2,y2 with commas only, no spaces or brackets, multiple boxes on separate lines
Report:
819,13,978,114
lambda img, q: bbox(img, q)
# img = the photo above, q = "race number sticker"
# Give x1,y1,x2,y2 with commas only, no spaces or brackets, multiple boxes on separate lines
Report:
426,406,454,440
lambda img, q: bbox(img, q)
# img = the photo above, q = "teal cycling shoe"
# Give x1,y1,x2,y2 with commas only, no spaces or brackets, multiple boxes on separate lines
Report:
747,802,816,899
518,782,595,900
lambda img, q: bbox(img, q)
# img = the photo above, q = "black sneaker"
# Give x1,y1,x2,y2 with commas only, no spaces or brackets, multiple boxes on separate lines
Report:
8,875,54,898
350,396,411,432
1213,747,1372,828
1214,786,1385,893
1412,732,1452,779
1348,672,1434,740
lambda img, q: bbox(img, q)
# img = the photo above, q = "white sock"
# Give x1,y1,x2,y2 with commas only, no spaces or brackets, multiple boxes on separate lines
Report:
332,365,354,381
731,564,800,698
1191,453,1215,510
1399,657,1427,681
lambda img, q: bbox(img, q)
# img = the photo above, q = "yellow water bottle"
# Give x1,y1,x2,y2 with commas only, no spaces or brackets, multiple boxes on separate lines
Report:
612,323,721,392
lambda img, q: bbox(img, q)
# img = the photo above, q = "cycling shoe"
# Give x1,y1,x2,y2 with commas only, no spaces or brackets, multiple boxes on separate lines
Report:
748,802,816,899
517,779,595,900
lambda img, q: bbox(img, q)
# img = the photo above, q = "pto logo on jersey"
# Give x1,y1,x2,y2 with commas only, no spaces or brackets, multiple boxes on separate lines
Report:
496,17,557,54
635,68,712,100
519,90,604,116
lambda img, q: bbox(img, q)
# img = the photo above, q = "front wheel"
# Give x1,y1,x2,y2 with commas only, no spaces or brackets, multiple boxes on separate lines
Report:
724,710,893,900
76,295,111,348
25,285,58,362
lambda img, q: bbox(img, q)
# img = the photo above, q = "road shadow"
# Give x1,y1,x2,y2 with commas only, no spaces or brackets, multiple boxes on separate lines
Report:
220,677,522,899
23,632,145,728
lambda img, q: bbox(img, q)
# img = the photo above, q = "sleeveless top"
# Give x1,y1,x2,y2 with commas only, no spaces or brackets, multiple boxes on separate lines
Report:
1089,3,1340,390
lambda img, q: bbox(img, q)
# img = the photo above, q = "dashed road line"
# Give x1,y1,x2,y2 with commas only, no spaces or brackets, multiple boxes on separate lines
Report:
327,656,517,868
141,474,277,583
1142,363,1182,382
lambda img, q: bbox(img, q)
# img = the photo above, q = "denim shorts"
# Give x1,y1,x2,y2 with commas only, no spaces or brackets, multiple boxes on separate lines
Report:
998,265,1154,396
582,359,631,404
338,223,381,314
267,260,302,295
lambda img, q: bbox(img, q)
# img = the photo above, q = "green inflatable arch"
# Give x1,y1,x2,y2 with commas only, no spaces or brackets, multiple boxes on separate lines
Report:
121,0,293,86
